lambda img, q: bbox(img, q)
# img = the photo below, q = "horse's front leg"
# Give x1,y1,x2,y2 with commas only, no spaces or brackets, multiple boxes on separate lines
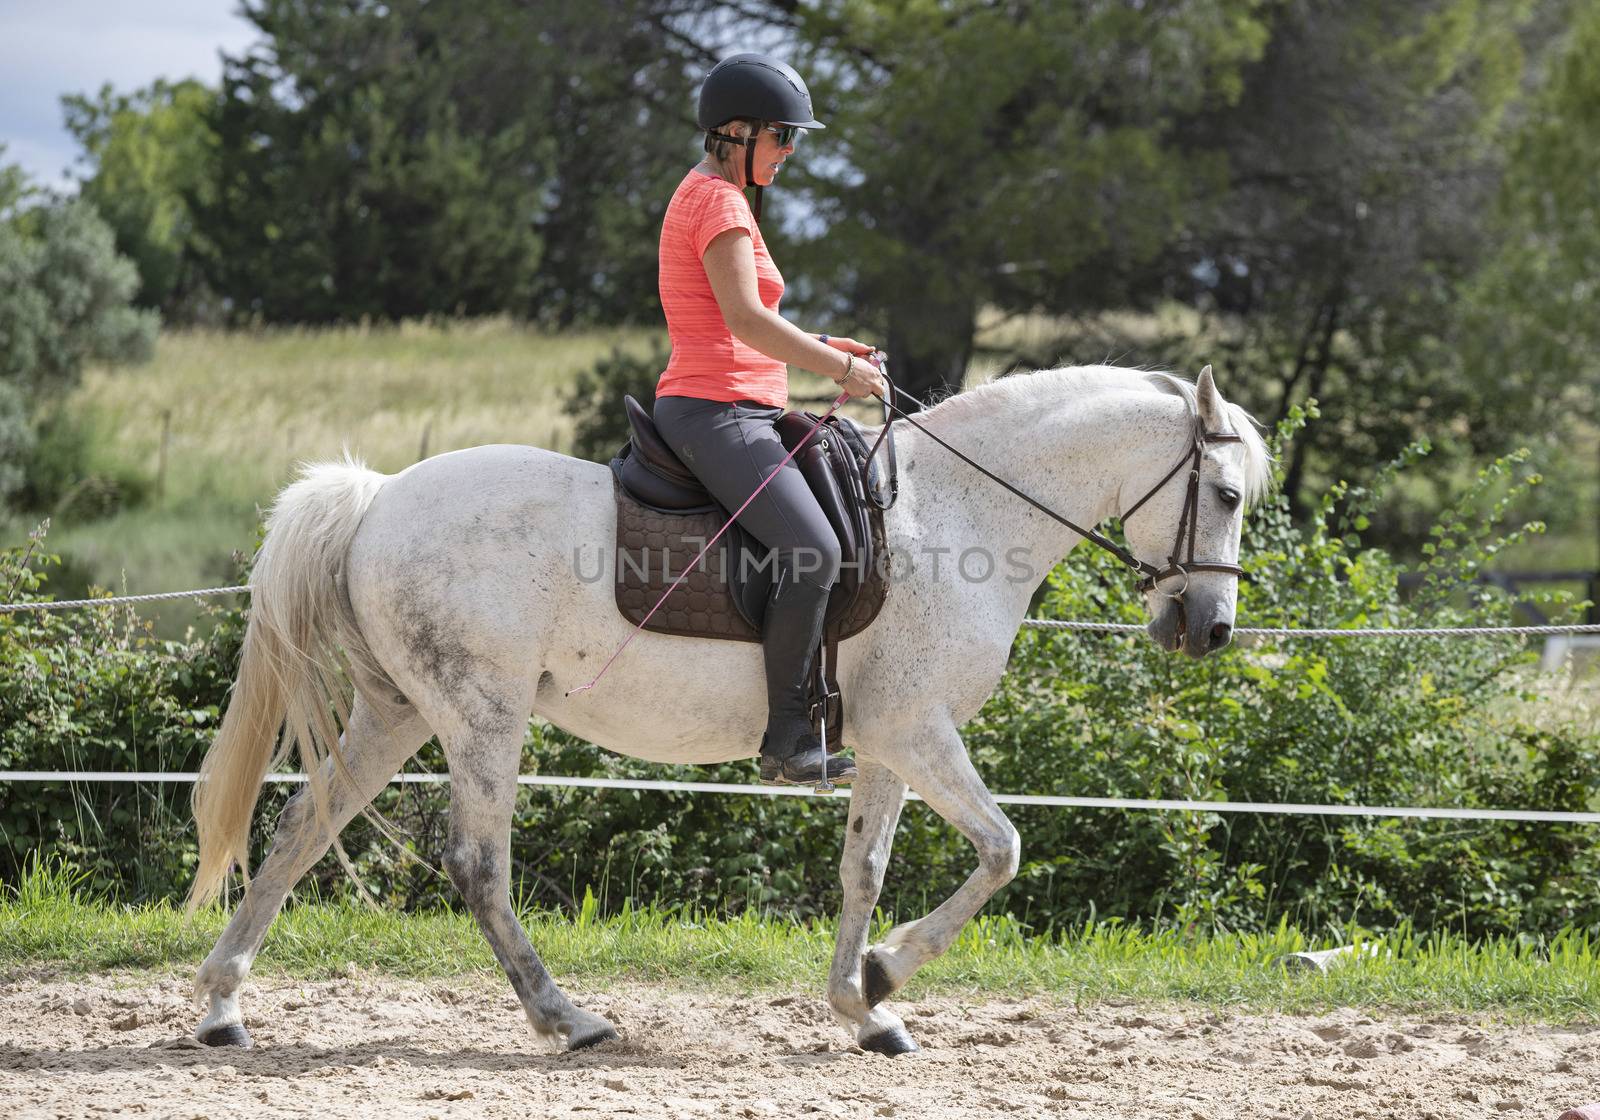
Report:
861,714,1020,1013
824,759,917,1054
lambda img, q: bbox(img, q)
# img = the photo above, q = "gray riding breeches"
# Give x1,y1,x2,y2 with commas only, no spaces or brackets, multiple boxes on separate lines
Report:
651,395,842,591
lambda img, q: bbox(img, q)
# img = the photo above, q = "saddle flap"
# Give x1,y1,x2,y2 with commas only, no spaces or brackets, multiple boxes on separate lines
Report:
612,445,715,513
832,416,892,510
774,412,879,631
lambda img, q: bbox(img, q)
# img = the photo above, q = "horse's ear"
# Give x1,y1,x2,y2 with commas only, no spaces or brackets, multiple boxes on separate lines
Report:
1196,364,1225,431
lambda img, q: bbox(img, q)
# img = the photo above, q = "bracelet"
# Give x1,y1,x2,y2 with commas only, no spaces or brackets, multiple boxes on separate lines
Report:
839,352,855,384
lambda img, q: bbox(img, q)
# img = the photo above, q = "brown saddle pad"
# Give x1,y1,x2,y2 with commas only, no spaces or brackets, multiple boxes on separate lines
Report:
610,473,890,646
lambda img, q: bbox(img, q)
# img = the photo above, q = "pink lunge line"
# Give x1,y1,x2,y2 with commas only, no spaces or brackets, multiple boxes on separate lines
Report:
1559,1107,1600,1120
566,391,851,698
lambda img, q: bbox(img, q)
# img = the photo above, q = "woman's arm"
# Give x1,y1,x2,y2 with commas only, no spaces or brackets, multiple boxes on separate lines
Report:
702,228,884,397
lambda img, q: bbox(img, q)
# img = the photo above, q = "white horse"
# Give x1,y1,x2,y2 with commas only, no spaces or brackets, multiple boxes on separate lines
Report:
186,363,1270,1055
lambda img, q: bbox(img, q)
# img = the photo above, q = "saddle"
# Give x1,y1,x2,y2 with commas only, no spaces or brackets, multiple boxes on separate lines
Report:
609,394,898,751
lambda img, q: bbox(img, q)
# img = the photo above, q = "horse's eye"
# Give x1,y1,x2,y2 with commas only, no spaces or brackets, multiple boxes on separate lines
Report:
1218,487,1241,508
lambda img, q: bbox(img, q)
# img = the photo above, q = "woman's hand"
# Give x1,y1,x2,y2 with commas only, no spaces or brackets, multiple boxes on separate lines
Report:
839,353,888,401
819,335,875,358
819,336,889,400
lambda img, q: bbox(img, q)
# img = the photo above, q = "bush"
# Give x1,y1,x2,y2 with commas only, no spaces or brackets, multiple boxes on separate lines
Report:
0,199,156,395
0,167,158,509
13,407,152,521
0,527,245,899
955,407,1600,940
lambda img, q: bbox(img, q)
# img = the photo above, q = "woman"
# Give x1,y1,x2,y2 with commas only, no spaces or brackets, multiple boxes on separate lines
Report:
652,53,888,787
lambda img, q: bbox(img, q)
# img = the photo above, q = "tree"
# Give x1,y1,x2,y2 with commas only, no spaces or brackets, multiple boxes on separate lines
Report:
772,0,1272,408
62,79,219,321
1462,0,1600,427
1152,0,1546,520
189,0,712,325
0,150,157,503
190,0,543,322
525,4,718,327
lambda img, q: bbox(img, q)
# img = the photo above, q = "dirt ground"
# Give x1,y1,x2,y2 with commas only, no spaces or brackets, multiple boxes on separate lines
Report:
1,971,1596,1119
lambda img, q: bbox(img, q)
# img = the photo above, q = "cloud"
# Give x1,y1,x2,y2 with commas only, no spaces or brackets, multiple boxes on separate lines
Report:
0,0,259,187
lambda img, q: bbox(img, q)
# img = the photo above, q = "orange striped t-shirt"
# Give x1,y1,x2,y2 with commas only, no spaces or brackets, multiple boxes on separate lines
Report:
654,169,788,408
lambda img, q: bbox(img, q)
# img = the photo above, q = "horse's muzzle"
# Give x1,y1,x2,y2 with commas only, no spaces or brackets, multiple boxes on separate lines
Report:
1147,599,1234,659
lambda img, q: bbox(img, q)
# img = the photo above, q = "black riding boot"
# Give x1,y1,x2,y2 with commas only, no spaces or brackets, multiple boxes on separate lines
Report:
757,564,858,786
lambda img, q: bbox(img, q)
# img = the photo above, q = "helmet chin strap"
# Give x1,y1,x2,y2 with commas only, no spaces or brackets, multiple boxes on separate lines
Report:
707,128,764,223
746,138,763,222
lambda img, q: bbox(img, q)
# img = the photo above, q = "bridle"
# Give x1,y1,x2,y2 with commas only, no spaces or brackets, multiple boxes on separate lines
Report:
1121,425,1247,595
864,371,1245,632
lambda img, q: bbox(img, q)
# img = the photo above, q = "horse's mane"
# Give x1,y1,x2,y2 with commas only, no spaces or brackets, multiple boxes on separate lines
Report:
918,364,1275,508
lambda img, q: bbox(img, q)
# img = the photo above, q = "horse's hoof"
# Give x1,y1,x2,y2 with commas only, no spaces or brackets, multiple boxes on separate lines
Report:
861,951,894,1008
860,1024,919,1056
566,1024,620,1052
197,1022,254,1049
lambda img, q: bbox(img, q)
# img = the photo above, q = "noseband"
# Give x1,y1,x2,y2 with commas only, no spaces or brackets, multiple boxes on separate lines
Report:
1121,425,1246,595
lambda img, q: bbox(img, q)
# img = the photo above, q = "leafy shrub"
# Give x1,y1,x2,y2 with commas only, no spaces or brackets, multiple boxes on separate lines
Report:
0,528,245,899
1,163,158,510
13,408,152,520
956,407,1600,940
0,199,156,395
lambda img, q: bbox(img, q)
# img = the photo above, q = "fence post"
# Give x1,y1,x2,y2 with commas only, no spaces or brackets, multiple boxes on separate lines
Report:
156,410,171,502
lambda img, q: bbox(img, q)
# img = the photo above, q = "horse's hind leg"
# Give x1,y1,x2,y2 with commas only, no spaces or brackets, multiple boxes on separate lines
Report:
195,696,430,1047
437,712,618,1051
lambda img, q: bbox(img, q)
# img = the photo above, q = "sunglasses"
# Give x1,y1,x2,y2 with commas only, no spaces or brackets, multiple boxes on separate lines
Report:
763,124,803,146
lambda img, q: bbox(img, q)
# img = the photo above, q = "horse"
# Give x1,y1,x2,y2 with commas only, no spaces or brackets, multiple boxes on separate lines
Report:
185,363,1271,1055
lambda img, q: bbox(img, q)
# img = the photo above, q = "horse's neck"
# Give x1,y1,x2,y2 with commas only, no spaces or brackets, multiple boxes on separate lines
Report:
893,386,1176,613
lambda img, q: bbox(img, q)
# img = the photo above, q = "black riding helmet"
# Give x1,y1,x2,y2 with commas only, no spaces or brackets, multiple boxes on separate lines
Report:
698,53,825,222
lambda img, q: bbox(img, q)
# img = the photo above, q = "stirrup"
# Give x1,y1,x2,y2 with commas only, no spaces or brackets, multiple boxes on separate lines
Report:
758,736,857,791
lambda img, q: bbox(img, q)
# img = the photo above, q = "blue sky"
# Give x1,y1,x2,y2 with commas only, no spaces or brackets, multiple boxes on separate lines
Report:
0,0,258,189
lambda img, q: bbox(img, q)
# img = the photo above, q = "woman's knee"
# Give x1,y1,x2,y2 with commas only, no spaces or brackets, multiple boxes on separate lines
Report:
786,535,842,589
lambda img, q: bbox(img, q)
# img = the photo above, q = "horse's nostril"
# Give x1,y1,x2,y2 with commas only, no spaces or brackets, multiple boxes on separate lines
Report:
1210,622,1233,649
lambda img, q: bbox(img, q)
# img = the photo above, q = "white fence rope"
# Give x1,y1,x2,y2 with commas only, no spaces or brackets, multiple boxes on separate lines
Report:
6,585,1598,823
4,581,1599,638
1023,619,1600,638
3,771,1596,825
0,585,249,611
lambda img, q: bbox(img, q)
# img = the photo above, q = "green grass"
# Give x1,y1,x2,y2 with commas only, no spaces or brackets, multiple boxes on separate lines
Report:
4,861,1597,1021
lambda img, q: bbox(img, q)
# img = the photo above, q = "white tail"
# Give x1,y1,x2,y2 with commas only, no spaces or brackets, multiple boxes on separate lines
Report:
187,453,390,911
